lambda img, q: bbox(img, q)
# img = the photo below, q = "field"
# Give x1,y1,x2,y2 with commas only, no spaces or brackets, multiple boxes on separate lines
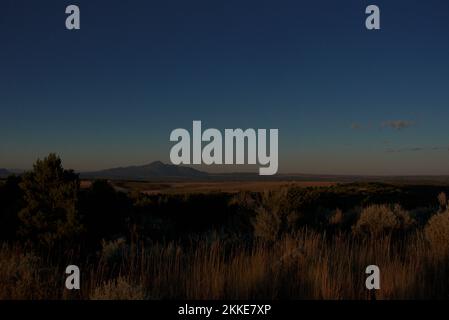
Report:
80,177,449,195
1,158,449,300
84,180,337,194
2,230,448,300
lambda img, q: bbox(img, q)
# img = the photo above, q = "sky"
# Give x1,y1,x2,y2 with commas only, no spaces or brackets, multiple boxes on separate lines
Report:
0,0,448,175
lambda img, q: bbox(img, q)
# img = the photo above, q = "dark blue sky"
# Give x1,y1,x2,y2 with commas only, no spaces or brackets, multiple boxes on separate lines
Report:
1,0,448,174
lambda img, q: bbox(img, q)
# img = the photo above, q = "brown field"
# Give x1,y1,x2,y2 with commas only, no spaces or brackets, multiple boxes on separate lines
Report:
1,229,448,300
80,180,337,194
3,170,449,299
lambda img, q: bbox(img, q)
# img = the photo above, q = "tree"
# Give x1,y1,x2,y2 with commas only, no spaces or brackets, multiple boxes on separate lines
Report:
0,175,24,240
18,153,83,246
79,179,132,243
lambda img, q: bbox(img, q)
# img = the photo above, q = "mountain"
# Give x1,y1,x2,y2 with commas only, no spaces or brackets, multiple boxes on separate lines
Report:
0,169,10,178
81,161,208,180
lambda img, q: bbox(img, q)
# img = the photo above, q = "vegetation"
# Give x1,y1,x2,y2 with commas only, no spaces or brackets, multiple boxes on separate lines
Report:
18,154,83,246
0,154,449,299
352,204,415,237
425,210,449,259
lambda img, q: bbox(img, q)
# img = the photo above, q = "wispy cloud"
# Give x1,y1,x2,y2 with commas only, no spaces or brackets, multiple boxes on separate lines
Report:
386,146,448,153
382,120,415,130
350,123,362,130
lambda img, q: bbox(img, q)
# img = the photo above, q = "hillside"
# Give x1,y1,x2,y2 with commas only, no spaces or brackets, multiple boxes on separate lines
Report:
81,161,208,180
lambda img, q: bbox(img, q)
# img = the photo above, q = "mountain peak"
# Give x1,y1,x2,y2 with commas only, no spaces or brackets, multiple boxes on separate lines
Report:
147,161,165,167
82,161,208,180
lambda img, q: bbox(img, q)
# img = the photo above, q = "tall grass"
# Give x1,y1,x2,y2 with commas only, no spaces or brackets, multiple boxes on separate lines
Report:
1,228,447,300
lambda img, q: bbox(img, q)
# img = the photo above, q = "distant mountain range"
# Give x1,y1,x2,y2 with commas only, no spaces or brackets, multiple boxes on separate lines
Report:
81,161,209,180
2,162,449,183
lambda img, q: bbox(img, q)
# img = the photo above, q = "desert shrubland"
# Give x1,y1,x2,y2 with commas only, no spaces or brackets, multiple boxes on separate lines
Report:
0,228,447,300
353,204,415,237
1,155,449,300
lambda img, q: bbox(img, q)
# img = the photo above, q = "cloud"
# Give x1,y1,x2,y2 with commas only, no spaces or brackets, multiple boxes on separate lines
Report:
386,147,422,153
386,146,447,153
382,120,415,130
350,123,362,130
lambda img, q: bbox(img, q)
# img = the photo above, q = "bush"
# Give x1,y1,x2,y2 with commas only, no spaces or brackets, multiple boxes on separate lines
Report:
328,208,343,226
353,204,415,237
251,189,299,242
438,192,448,212
253,207,282,242
424,210,449,259
18,154,83,246
0,246,57,299
99,237,128,266
392,204,415,230
90,277,146,300
0,176,23,240
79,180,132,243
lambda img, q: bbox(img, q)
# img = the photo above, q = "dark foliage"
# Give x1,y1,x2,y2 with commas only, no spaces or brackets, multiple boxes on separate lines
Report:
79,179,133,244
2,153,449,251
17,154,83,246
0,175,24,240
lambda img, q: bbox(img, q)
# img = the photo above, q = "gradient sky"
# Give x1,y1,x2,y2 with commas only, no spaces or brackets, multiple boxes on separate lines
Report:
1,0,448,175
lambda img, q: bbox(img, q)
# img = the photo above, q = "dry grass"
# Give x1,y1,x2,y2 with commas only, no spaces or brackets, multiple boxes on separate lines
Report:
0,244,61,299
1,228,447,300
90,277,146,300
112,181,337,195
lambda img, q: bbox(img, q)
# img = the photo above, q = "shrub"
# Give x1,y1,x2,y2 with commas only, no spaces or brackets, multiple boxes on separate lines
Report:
328,208,343,226
0,246,57,299
251,189,299,242
90,277,146,300
253,207,282,242
79,179,132,243
392,204,415,230
0,175,23,240
424,210,449,259
99,237,128,266
409,206,435,226
438,192,448,212
18,154,83,246
353,204,415,237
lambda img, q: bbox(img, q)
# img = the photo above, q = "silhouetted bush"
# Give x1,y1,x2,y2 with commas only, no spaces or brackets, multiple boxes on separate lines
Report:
18,154,83,246
79,180,133,244
132,192,235,241
0,175,24,240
